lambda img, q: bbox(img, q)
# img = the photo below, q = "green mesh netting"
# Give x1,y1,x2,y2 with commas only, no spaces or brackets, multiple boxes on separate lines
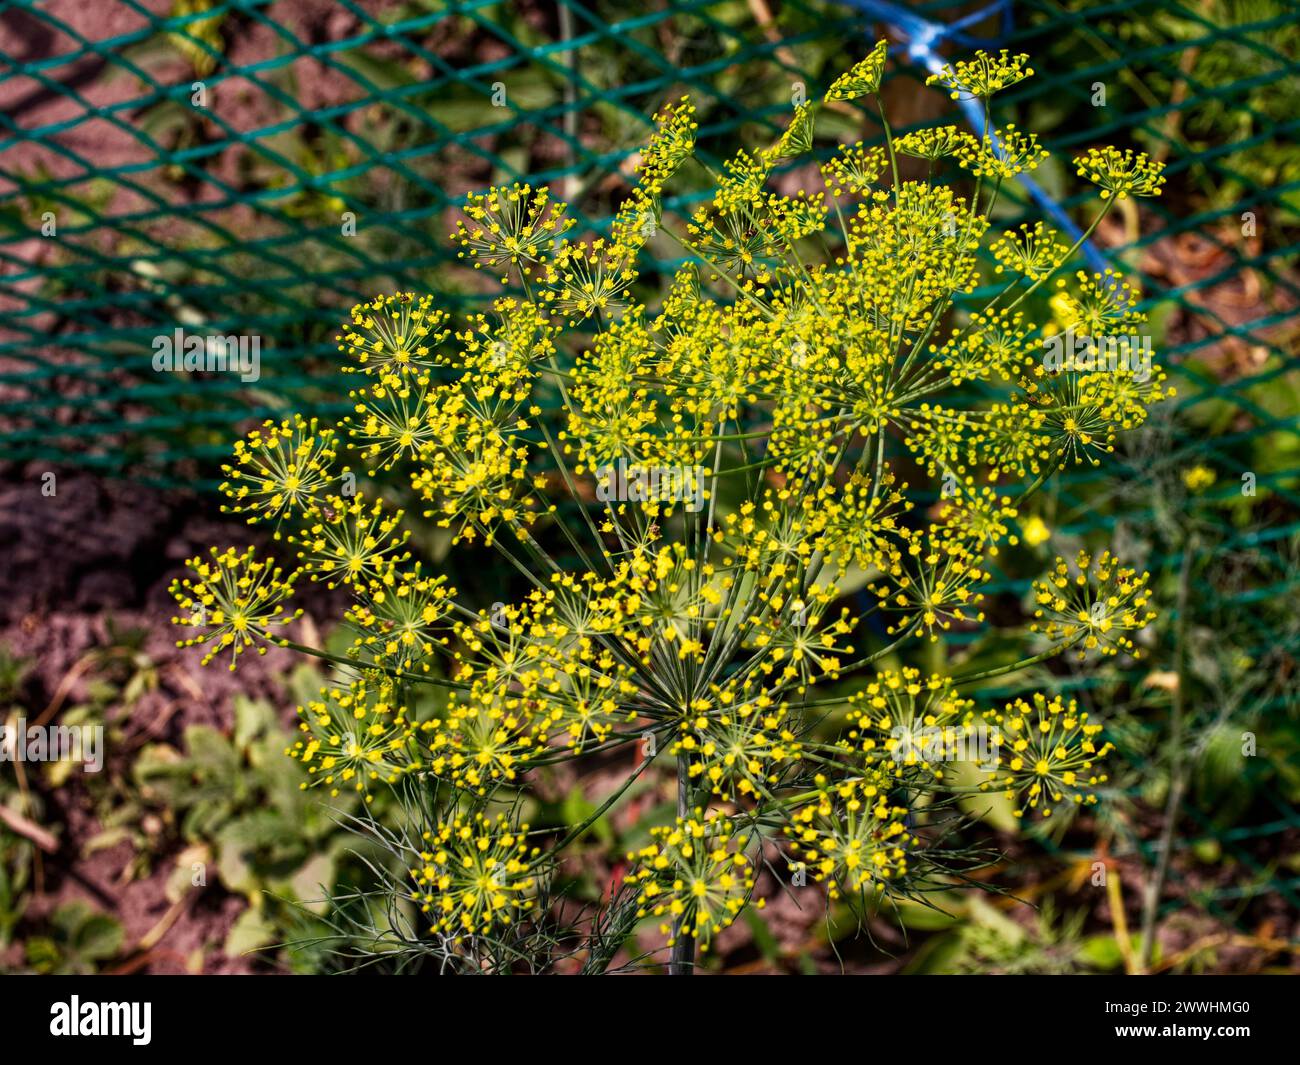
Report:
3,0,1298,953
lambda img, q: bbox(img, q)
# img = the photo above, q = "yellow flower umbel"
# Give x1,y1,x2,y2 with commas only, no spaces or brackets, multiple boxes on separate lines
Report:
1074,146,1167,200
452,183,573,278
785,777,911,899
841,669,976,780
673,692,799,800
991,222,1070,282
169,546,301,670
220,415,341,526
1030,549,1157,659
291,493,410,591
825,38,888,102
897,126,977,163
820,141,887,196
345,561,454,672
288,676,418,801
980,694,1114,817
625,813,758,954
927,49,1034,99
410,812,540,936
338,293,450,385
1183,465,1216,493
956,124,1049,181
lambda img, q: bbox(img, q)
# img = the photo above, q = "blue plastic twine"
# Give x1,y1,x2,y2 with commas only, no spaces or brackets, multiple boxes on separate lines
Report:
836,0,1110,273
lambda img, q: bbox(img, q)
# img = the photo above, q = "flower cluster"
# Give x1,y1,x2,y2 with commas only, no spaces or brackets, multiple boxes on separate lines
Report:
957,124,1049,180
1075,146,1168,199
825,39,888,101
980,694,1114,817
286,676,415,800
452,183,573,275
219,415,341,525
169,546,301,670
624,814,758,952
785,778,911,898
927,49,1034,99
338,293,450,383
840,668,977,780
171,44,1167,970
408,812,541,936
991,222,1070,281
1030,550,1157,659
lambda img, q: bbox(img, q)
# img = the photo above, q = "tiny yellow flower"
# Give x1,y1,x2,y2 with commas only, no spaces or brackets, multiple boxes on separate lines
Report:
1022,515,1051,546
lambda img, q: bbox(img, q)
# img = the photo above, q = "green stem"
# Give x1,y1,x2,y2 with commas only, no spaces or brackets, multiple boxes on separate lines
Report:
541,745,659,860
1019,451,1066,505
950,632,1083,687
669,751,696,975
1138,534,1197,972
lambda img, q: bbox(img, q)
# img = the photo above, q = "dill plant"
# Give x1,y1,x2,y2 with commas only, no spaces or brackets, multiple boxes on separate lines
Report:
170,43,1170,973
